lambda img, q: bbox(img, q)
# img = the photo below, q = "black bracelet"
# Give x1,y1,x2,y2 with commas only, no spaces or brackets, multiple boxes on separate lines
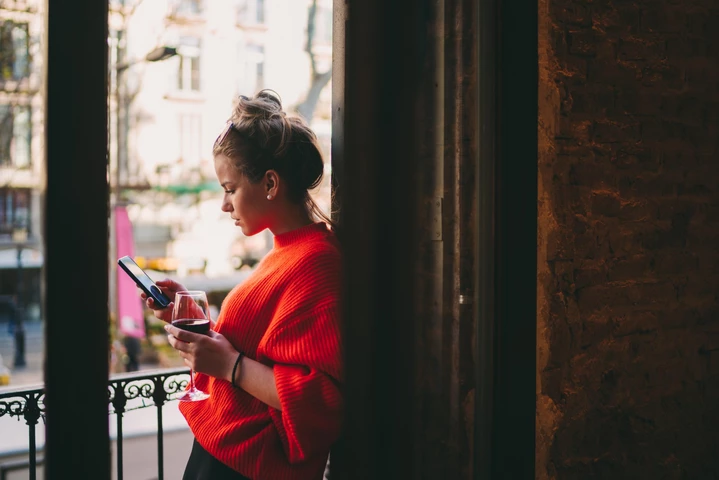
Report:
231,351,244,388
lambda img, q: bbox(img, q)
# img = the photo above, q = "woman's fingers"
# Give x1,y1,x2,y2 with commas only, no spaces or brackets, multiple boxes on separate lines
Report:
165,324,202,342
155,278,188,294
164,327,235,379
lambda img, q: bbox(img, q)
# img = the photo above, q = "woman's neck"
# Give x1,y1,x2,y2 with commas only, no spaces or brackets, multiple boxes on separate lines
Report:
268,206,313,236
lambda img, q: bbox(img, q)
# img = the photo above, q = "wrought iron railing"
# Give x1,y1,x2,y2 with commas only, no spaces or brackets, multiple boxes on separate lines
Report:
0,367,190,480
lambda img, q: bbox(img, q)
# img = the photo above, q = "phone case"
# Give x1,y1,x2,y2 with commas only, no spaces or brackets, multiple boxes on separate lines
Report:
117,256,172,308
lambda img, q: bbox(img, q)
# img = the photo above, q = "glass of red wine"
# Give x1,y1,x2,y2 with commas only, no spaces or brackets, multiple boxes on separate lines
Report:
171,290,211,402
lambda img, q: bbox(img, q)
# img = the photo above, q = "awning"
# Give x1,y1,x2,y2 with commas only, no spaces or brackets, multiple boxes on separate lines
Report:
152,181,222,195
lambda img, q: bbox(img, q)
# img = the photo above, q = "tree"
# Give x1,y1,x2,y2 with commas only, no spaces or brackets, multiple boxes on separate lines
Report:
294,0,332,122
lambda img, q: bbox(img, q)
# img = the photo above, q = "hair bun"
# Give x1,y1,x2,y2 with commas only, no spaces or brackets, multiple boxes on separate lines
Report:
255,89,283,109
233,89,285,125
217,89,325,202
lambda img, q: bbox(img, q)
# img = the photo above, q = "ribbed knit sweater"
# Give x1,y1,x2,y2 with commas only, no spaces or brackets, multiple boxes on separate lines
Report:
179,222,343,480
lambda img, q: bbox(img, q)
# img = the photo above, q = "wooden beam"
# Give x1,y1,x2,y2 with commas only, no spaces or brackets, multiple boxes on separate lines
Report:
45,0,110,477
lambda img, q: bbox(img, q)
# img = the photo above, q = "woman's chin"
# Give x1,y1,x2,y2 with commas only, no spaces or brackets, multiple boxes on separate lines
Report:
239,224,260,237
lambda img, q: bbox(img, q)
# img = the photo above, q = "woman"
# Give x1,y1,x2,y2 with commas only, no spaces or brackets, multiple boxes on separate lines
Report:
143,90,342,480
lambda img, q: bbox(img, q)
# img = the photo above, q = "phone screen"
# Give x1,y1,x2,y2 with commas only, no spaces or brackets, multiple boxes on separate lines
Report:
117,256,171,307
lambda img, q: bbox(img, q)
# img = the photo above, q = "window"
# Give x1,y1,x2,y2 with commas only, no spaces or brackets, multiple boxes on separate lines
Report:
178,113,202,166
236,0,265,25
239,44,264,95
0,104,31,168
176,38,201,92
0,21,29,82
170,0,202,16
0,188,31,236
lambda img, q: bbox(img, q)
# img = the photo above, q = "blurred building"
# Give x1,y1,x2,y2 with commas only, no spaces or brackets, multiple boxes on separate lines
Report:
0,0,45,322
110,0,333,281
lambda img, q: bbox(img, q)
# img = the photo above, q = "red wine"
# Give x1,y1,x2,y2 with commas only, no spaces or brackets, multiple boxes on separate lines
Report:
172,318,210,334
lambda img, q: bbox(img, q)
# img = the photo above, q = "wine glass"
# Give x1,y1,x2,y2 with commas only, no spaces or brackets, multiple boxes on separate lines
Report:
171,290,211,402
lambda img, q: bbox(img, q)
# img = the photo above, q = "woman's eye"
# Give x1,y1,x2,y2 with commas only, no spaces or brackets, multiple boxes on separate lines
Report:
224,189,235,194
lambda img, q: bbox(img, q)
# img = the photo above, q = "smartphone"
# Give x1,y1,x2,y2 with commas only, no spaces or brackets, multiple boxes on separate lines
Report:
117,256,172,308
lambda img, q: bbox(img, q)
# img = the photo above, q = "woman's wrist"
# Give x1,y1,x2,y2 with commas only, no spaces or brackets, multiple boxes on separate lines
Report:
230,351,244,387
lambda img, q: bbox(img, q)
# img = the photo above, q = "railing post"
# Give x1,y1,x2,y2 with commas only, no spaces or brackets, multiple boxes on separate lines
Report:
111,381,128,480
23,392,41,480
0,387,45,480
153,375,168,480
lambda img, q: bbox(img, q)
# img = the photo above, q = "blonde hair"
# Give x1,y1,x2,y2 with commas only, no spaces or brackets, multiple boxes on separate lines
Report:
213,90,333,227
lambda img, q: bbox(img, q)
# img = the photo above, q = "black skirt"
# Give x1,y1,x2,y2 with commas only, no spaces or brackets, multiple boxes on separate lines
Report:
183,438,251,480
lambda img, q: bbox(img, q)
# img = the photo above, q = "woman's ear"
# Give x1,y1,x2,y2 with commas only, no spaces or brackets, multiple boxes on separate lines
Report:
265,170,279,198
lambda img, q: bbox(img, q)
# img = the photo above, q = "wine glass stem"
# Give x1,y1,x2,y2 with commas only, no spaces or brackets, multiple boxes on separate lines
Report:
189,369,196,391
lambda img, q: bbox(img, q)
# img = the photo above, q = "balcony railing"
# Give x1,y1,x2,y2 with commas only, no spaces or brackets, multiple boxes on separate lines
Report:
0,367,190,480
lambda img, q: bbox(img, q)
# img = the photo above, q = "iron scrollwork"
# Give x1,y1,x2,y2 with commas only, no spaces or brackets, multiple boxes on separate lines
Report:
0,367,190,423
0,386,46,426
107,367,191,414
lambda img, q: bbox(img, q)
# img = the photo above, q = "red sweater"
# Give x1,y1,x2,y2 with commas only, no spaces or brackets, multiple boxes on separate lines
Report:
179,222,343,480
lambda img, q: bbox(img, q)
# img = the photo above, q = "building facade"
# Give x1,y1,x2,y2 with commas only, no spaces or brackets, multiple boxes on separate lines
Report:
0,0,45,321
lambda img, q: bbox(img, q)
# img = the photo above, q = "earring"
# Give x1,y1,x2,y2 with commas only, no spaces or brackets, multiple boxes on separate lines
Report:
267,194,273,200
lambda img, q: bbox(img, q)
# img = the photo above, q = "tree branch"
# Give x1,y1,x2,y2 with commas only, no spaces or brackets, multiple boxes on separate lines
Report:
305,0,318,76
296,67,332,121
295,0,331,121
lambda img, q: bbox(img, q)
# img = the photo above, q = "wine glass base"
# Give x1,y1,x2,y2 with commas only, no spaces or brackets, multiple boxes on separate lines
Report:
178,389,210,402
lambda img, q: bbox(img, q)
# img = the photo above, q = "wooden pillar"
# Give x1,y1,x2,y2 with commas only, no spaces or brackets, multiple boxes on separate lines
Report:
334,0,427,477
45,0,110,478
475,0,538,478
333,0,536,477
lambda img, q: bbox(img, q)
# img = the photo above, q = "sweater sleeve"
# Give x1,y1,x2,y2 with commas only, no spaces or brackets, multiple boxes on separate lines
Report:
259,247,343,465
264,305,343,464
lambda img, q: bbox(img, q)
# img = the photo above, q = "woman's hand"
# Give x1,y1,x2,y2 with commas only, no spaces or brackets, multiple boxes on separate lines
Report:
164,324,238,382
140,279,187,323
165,323,282,410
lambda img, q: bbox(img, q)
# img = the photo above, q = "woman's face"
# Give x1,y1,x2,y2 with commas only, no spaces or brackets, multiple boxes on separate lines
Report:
214,154,271,236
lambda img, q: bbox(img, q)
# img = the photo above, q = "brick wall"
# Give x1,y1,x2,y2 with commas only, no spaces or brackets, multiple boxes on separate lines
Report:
537,0,719,478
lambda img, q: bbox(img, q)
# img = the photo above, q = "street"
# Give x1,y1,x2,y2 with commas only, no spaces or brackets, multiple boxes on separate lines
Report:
0,320,44,386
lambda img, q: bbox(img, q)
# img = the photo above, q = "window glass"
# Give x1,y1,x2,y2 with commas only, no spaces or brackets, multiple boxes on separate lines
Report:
0,21,29,81
177,38,201,92
12,106,30,168
0,188,31,235
0,104,30,168
239,44,264,95
236,0,265,25
0,105,11,165
172,0,202,16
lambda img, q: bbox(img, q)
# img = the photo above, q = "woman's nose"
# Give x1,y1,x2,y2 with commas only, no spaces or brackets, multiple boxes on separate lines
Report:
221,200,232,212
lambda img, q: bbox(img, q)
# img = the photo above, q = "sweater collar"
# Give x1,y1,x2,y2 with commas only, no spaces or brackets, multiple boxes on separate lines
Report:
273,222,329,248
